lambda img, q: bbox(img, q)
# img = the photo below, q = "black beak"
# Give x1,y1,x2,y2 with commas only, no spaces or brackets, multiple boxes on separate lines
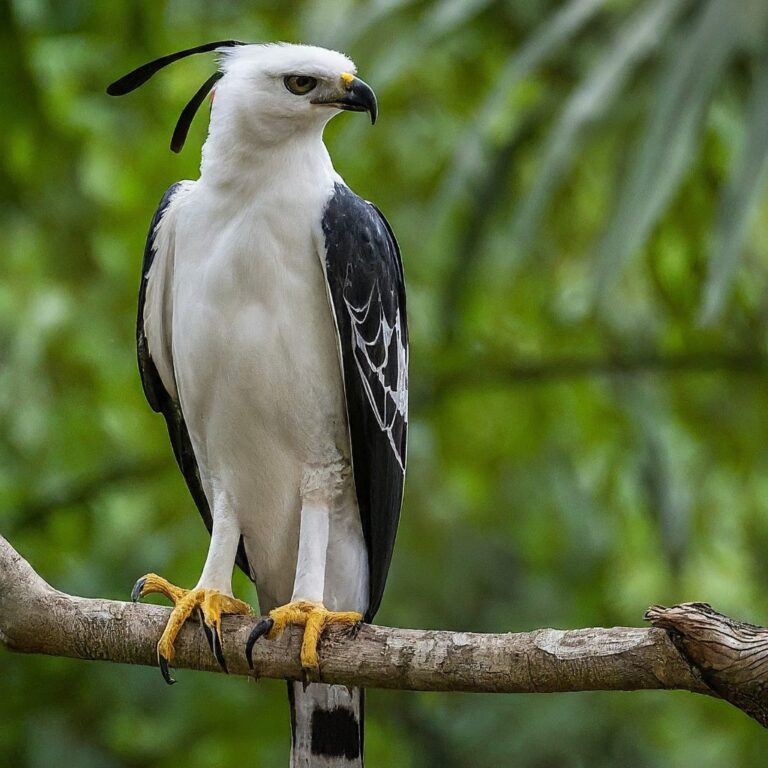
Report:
314,76,378,125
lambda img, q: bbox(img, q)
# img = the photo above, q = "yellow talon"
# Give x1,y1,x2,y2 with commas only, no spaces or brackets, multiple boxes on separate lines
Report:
132,573,252,683
265,600,362,672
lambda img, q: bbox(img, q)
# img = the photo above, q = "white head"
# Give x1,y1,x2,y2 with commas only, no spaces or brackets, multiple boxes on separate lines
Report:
108,41,377,153
214,43,375,145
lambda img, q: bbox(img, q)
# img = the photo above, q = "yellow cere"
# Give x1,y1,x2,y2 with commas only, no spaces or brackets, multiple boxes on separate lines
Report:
340,72,355,87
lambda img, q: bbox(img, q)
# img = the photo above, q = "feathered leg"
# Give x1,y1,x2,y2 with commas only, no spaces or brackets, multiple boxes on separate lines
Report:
134,509,251,683
246,471,367,764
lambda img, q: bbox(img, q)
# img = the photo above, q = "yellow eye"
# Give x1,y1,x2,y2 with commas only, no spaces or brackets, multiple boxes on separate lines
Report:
284,75,318,95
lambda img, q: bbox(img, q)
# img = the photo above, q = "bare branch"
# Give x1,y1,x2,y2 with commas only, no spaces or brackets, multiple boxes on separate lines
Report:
646,603,768,727
428,350,768,398
4,534,767,728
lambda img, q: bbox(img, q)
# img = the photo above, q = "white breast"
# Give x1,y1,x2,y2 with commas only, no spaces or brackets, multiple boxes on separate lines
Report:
150,167,363,608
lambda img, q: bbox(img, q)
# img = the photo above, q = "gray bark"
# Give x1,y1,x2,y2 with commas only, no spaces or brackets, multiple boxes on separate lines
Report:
2,535,766,727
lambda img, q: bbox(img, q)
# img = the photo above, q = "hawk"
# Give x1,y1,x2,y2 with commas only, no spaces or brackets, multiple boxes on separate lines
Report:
108,41,407,766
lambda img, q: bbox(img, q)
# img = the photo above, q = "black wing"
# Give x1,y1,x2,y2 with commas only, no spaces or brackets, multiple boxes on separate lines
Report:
138,184,252,577
322,183,408,621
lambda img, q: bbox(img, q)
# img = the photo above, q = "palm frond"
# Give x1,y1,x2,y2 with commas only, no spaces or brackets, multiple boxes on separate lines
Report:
701,51,768,323
511,0,686,249
592,0,739,302
431,0,608,225
371,0,497,87
325,0,416,48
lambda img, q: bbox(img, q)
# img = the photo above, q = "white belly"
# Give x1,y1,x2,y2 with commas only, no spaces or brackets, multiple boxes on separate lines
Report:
167,182,365,611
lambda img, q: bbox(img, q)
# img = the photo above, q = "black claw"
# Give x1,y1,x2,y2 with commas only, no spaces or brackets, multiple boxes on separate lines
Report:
211,622,228,673
199,608,215,648
197,609,228,673
158,653,176,685
130,576,146,603
245,617,274,670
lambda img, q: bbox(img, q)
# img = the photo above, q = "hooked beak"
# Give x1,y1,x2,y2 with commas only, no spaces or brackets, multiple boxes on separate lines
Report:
312,74,378,125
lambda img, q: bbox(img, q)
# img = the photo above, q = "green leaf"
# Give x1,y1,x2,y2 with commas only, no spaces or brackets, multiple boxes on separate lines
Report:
512,0,687,249
309,0,416,48
701,51,768,323
431,0,608,223
592,0,739,302
370,0,497,87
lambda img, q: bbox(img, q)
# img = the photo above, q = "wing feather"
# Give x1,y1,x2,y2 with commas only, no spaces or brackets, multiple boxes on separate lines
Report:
321,184,408,621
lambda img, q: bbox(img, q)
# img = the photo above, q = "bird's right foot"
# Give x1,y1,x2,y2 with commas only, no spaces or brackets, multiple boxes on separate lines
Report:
132,573,252,684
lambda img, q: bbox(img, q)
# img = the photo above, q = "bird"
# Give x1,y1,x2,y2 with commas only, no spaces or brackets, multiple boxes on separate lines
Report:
107,41,408,766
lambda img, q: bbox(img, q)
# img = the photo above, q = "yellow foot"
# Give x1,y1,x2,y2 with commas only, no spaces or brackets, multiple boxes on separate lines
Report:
131,573,252,684
245,600,362,673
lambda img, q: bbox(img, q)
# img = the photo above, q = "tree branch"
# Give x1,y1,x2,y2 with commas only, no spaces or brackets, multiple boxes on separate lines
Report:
3,535,767,727
437,351,768,390
645,603,768,727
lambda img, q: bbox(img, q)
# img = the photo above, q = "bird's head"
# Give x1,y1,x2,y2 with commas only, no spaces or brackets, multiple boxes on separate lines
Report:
107,41,377,152
217,44,376,139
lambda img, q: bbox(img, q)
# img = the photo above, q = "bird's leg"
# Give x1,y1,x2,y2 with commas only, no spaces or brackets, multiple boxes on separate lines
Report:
246,500,362,673
133,513,251,683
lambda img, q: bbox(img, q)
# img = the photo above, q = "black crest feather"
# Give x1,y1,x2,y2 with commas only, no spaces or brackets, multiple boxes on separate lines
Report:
106,39,245,152
170,71,224,153
106,40,244,96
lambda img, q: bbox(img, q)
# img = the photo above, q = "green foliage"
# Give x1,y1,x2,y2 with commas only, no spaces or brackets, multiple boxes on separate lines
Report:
2,0,768,765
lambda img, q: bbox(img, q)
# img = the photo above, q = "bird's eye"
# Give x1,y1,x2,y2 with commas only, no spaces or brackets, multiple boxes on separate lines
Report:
284,75,318,95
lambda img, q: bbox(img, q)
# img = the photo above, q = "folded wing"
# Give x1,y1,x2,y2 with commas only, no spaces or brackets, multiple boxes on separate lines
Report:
321,184,408,621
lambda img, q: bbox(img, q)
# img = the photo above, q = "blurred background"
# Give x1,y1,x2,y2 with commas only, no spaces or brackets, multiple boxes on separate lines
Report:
2,0,768,765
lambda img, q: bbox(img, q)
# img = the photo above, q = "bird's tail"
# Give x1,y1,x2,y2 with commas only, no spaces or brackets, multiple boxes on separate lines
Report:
287,681,364,767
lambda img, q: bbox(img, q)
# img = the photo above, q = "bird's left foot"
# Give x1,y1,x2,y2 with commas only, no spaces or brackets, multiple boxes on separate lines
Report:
245,600,362,673
132,573,252,684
